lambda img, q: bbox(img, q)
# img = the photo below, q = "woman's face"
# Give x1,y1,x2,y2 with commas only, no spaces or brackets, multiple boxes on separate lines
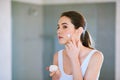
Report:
57,16,76,44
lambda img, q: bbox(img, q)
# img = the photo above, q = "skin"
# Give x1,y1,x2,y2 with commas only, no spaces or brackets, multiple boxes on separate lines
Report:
48,16,104,80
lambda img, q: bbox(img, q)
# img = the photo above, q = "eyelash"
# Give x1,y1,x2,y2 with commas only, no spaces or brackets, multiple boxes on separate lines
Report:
63,26,67,29
57,25,68,30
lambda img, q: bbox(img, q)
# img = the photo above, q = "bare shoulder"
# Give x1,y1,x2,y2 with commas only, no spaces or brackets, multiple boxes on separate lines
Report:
53,51,59,65
84,50,104,79
86,50,104,74
93,50,104,60
91,50,104,64
54,52,58,58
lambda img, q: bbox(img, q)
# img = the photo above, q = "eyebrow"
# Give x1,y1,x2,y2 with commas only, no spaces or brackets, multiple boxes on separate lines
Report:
57,22,68,26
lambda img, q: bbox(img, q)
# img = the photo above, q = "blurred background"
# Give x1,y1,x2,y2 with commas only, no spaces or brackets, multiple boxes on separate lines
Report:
0,0,120,80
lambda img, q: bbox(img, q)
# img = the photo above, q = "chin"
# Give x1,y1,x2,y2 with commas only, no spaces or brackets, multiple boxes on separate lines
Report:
58,41,66,45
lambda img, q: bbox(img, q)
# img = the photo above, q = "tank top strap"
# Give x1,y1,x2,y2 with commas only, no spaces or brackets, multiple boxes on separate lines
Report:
58,50,64,73
81,50,97,76
58,50,73,80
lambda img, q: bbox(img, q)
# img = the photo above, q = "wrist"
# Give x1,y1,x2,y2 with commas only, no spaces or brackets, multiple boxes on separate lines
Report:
71,58,80,65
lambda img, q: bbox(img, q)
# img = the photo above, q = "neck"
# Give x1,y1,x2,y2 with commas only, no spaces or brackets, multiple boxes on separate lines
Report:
79,44,86,54
79,46,93,58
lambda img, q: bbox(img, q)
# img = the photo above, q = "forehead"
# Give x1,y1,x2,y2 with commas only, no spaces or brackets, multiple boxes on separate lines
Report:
58,16,72,24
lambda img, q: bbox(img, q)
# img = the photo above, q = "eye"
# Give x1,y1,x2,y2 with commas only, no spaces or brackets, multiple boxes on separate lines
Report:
63,25,67,29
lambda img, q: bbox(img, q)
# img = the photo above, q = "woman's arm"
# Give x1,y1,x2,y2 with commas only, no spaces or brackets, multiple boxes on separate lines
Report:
71,58,83,80
65,40,83,80
84,51,104,80
50,52,61,80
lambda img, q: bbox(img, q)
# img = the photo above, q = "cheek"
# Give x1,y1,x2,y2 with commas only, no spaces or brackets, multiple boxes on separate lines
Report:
64,32,71,39
65,30,73,35
64,31,74,41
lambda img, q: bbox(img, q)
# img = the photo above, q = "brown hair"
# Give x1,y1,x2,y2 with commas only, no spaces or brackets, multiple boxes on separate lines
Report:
60,11,94,49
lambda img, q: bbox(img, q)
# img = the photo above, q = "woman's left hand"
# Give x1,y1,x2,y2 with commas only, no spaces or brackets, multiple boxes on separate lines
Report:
65,35,81,61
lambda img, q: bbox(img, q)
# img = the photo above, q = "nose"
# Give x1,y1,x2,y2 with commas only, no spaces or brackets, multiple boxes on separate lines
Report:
57,29,61,34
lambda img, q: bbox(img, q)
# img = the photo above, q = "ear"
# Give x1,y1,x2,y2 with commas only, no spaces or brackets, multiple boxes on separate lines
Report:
76,27,84,35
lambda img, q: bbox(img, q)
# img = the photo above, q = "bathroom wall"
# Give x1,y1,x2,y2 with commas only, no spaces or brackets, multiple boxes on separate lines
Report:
12,2,44,80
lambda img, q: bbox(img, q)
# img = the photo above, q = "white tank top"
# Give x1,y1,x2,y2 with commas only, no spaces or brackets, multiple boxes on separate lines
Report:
58,49,99,80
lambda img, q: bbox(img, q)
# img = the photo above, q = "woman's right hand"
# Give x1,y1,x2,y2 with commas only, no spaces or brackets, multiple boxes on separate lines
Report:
46,66,61,80
50,69,61,80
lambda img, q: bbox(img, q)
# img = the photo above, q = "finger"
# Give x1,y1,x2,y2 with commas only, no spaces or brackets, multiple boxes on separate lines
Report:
71,37,76,46
65,43,71,49
70,33,78,47
77,40,80,48
50,71,56,77
46,66,49,71
67,40,74,48
65,45,68,49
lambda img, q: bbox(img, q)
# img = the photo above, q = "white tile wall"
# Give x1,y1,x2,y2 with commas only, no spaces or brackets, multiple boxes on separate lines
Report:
0,0,12,80
116,0,120,80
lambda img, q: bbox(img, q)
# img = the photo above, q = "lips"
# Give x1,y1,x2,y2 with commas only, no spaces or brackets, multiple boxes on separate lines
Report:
58,36,63,39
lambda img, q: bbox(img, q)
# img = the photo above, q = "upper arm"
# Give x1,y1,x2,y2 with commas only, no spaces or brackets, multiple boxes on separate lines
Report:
53,52,58,66
84,51,104,80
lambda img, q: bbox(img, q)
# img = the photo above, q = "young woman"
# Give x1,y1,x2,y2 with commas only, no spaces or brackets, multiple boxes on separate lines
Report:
48,11,104,80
